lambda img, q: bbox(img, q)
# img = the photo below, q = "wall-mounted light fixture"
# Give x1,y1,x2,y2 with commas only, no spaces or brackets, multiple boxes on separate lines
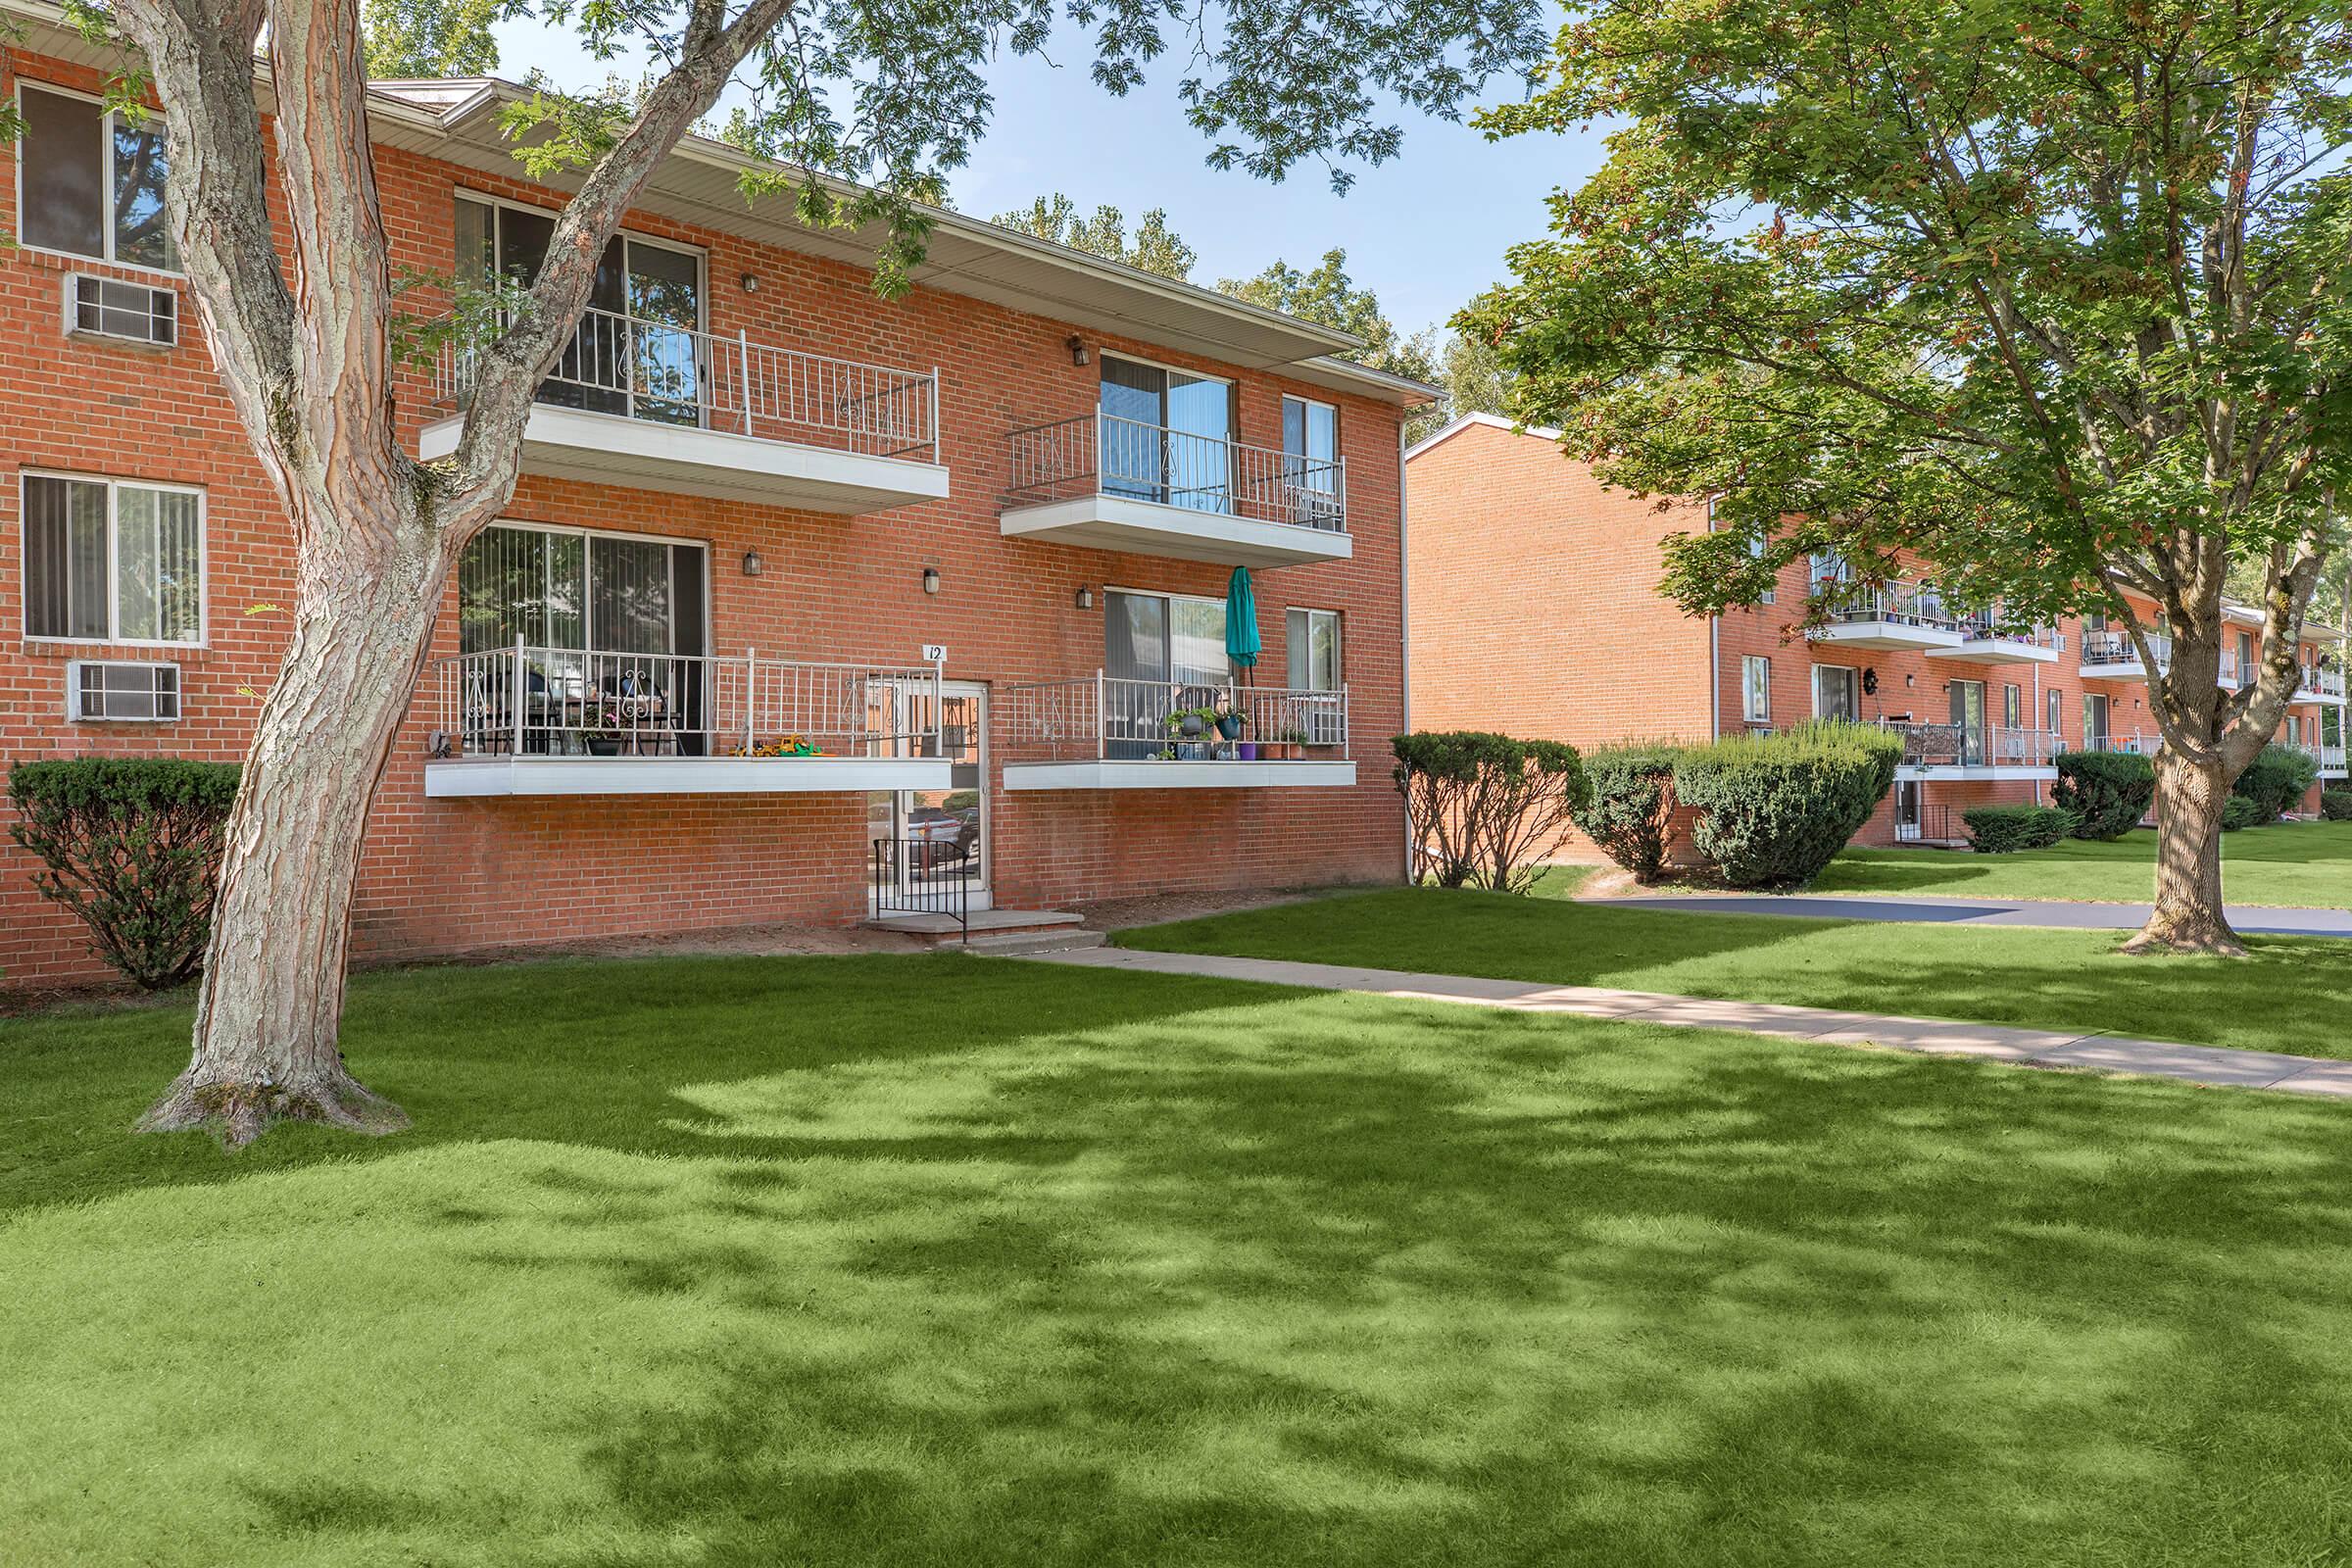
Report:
1905,673,1915,688
1075,586,1095,610
922,566,941,596
740,271,760,293
1067,334,1090,368
741,549,763,577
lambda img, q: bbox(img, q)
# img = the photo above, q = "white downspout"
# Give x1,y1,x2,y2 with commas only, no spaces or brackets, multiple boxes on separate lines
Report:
1397,416,1414,882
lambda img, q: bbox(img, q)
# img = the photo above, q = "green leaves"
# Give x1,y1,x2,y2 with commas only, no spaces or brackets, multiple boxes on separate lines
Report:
1475,0,2352,637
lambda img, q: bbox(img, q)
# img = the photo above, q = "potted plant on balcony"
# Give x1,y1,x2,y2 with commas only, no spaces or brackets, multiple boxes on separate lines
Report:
583,709,623,757
1164,705,1220,760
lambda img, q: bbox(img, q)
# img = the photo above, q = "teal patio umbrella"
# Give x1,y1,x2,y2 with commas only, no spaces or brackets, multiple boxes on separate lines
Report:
1225,565,1261,675
1225,565,1261,748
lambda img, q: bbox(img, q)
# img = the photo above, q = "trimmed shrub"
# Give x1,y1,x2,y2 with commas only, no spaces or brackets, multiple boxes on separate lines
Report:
1671,720,1903,889
2221,795,2269,831
1570,742,1684,882
1394,732,1591,894
1963,804,2078,854
2233,743,2320,819
2052,750,2156,840
7,759,241,989
2324,788,2352,822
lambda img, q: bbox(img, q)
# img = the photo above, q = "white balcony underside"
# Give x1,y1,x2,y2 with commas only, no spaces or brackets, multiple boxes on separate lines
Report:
1000,495,1353,569
426,757,955,798
1895,764,2060,782
1809,621,1967,653
2082,663,2152,683
1924,641,2061,666
418,406,951,514
2297,691,2349,707
1000,760,1357,791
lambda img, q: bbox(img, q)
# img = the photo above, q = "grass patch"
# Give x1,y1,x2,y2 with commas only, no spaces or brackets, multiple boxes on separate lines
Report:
9,952,2352,1564
1810,820,2352,907
1123,887,2352,1059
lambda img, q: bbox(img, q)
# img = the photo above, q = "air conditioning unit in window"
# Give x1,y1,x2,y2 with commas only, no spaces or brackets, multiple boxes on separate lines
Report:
63,273,177,347
66,661,181,722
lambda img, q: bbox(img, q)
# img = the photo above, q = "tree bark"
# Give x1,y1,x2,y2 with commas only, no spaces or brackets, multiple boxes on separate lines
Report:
139,532,448,1145
2124,745,2244,957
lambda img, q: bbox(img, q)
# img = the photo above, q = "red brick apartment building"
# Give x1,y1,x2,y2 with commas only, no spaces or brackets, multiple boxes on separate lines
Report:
1406,414,2348,848
0,17,1428,986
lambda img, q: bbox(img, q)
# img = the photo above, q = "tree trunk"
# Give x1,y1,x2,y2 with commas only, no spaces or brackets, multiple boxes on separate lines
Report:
139,539,447,1145
2123,747,2244,957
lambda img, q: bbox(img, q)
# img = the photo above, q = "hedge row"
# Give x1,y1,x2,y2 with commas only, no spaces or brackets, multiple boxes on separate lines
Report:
7,758,242,989
2324,788,2352,822
2234,743,2320,819
1568,721,1901,890
2051,751,2155,840
1963,804,2078,854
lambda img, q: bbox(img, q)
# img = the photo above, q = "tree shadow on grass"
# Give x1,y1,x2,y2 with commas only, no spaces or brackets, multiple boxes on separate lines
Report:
0,954,1271,1219
409,998,2352,1567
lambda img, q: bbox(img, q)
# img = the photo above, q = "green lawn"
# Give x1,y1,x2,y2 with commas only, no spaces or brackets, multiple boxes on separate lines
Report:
11,953,2352,1564
1810,819,2352,907
1123,886,2352,1059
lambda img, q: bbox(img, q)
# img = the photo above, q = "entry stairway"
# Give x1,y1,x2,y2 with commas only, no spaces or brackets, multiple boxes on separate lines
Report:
864,906,1104,955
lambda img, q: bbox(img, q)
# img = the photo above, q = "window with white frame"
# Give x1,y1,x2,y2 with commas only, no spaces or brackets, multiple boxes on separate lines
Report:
17,84,176,270
21,473,203,644
2047,688,2064,736
1812,663,1858,720
1286,607,1345,745
1282,395,1340,493
1742,655,1771,723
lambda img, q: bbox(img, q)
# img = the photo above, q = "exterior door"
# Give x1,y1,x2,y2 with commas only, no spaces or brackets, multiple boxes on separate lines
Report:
1949,680,1985,764
886,682,987,904
1895,780,1924,842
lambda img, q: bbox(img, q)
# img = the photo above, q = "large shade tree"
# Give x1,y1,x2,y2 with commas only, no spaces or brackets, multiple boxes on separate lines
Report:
11,0,1544,1145
1469,0,2352,955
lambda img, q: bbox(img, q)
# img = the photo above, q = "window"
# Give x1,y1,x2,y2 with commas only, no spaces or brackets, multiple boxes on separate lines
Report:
1282,395,1339,488
2082,692,2109,746
18,84,176,270
2237,631,2255,681
1742,656,1772,723
454,193,703,425
2003,683,2023,730
458,521,707,659
1287,608,1343,691
1105,588,1228,758
2047,689,2064,736
1100,355,1234,513
22,473,203,644
1754,534,1776,606
1812,664,1859,720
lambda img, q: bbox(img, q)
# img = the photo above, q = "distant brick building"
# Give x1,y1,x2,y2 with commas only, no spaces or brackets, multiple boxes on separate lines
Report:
0,18,1429,986
1406,414,2347,849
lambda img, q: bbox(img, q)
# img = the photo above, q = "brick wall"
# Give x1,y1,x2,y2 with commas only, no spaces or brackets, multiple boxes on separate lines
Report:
1407,417,2347,852
0,47,1409,987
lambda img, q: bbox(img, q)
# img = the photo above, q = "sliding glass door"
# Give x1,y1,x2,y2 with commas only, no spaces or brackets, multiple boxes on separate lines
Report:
455,194,705,426
1099,356,1233,513
1104,589,1229,757
459,522,710,753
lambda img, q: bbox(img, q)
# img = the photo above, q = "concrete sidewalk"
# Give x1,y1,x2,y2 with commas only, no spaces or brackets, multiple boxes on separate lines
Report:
1580,892,2352,938
1024,945,2352,1099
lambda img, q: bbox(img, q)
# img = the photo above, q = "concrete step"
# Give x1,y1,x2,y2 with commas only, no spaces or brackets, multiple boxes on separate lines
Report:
957,929,1107,956
867,907,1085,938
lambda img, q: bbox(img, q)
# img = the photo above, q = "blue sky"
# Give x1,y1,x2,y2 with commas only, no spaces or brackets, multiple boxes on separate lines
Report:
489,17,1608,337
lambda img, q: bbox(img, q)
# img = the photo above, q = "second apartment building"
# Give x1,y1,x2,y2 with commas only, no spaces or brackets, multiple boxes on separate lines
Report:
0,17,1426,986
1406,415,2348,848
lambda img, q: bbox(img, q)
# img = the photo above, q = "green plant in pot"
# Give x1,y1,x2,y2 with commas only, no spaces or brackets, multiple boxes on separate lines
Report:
583,709,623,757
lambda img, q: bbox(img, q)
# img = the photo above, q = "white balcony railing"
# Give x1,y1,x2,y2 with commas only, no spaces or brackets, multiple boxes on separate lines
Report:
431,643,944,760
1005,413,1348,534
430,305,940,462
1955,610,2065,653
2298,666,2347,700
1822,580,1958,630
1881,720,2059,769
2081,629,2174,673
996,671,1348,762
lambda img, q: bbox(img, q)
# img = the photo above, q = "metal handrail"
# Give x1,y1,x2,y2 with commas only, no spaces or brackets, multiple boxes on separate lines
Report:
2081,629,2175,671
1819,579,1959,630
430,304,940,462
1880,719,2059,768
1004,412,1348,533
430,641,944,760
1955,609,2065,652
995,671,1349,761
